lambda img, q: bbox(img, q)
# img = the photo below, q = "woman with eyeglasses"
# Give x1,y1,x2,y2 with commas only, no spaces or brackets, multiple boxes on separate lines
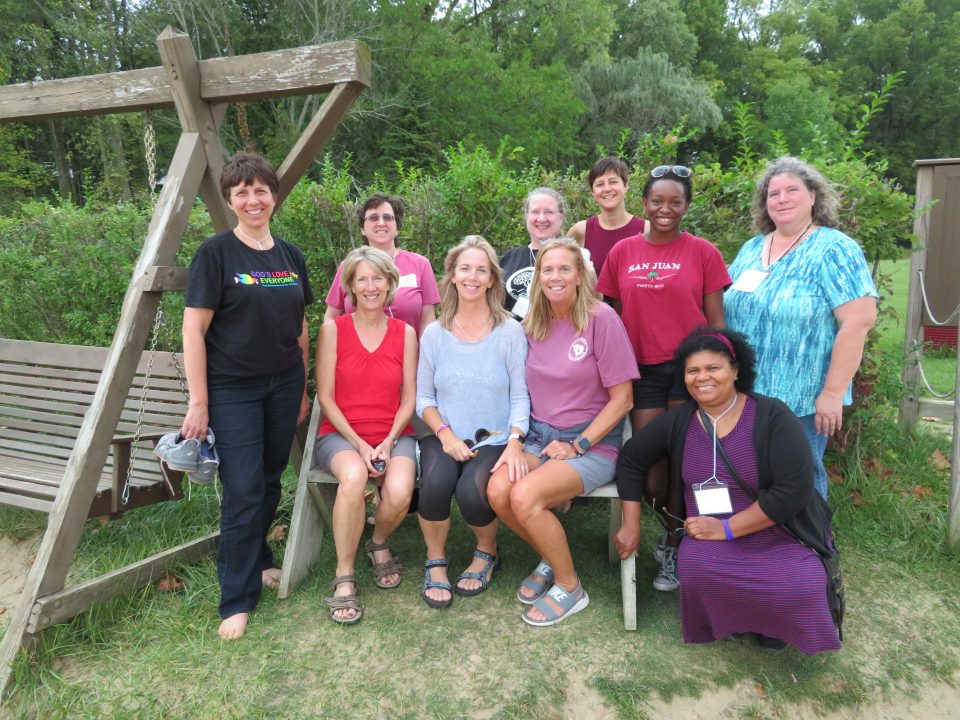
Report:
597,164,730,594
488,238,638,626
415,236,529,609
324,193,440,336
615,327,841,655
499,187,566,321
315,246,418,625
567,156,647,277
724,157,877,500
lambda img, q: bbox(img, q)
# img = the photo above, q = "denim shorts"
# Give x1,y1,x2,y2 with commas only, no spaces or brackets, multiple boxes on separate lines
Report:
522,440,616,495
314,432,417,474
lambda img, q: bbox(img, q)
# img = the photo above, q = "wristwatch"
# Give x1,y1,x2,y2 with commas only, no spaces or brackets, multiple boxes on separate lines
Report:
508,432,525,443
572,435,591,456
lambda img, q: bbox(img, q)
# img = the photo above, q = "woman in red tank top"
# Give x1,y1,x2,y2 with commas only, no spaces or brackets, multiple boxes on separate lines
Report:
315,246,418,624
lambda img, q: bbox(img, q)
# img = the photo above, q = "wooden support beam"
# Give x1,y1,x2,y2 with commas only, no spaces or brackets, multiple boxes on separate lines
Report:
276,83,364,208
0,40,370,123
898,164,934,431
0,132,208,695
27,532,219,633
137,266,189,292
157,28,232,234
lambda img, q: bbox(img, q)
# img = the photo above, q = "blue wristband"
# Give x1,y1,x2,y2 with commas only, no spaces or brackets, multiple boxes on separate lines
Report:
721,519,734,541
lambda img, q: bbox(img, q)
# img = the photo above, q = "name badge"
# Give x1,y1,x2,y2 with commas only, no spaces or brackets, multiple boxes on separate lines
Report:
693,479,733,515
397,273,418,289
730,269,768,293
512,295,530,319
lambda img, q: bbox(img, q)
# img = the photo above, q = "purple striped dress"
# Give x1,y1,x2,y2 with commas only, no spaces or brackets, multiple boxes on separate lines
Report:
677,397,841,654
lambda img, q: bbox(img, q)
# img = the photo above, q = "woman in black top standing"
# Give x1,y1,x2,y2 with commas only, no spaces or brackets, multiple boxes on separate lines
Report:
182,152,313,640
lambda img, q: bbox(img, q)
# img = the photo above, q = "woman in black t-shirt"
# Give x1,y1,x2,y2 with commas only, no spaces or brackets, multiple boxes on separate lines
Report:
182,152,314,640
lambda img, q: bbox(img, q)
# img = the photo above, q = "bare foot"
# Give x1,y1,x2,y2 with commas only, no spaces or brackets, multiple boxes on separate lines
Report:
455,549,498,593
218,612,249,640
262,567,281,589
425,563,453,604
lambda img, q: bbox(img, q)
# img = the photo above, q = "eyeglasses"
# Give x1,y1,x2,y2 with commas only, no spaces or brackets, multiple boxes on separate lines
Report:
364,213,395,224
527,209,558,218
651,498,687,537
650,165,692,179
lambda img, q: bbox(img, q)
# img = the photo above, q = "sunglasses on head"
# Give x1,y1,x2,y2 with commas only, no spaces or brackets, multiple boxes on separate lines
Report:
651,165,692,179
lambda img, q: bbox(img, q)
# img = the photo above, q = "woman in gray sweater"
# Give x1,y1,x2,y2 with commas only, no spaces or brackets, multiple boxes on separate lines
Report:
415,236,530,608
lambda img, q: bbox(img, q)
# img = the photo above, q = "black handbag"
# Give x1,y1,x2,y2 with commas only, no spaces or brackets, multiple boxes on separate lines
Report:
701,410,846,640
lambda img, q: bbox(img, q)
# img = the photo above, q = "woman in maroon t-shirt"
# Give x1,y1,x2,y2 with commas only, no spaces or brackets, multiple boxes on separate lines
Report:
567,156,647,277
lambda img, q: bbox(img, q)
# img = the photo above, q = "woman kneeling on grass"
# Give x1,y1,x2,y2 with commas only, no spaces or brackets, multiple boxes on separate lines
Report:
488,237,637,626
615,327,841,654
315,246,418,625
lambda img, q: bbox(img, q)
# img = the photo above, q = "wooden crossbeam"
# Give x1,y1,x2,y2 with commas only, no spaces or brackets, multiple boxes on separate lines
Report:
0,37,371,122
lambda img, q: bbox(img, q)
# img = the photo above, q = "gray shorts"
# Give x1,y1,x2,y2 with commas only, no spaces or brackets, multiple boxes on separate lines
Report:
314,432,417,474
522,440,616,495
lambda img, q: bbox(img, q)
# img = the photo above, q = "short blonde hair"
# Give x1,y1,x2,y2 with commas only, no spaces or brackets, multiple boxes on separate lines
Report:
438,235,510,329
523,238,599,341
340,246,400,308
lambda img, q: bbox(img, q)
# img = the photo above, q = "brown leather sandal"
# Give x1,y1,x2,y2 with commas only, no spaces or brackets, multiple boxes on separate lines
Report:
325,575,363,625
364,538,403,589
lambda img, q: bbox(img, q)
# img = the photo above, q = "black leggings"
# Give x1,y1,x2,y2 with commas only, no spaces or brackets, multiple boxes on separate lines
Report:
417,435,500,527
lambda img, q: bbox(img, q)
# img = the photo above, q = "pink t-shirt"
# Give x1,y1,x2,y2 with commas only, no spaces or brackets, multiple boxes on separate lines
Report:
597,231,731,365
325,248,440,335
525,302,639,461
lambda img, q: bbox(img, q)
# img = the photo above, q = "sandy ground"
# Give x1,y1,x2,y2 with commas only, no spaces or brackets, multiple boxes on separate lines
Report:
0,533,40,627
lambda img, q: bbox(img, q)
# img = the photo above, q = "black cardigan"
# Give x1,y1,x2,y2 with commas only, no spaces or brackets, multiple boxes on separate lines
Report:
616,393,816,526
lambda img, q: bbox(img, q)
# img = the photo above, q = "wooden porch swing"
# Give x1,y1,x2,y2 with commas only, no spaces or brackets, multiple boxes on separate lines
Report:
0,27,369,693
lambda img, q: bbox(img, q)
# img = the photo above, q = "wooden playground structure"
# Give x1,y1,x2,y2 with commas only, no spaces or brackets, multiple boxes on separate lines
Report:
0,27,369,693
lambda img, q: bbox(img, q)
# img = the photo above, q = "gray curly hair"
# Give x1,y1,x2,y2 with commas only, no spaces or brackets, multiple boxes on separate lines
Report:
752,156,840,234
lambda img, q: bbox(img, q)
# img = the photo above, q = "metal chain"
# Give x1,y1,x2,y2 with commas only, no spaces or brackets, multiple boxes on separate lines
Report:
144,110,157,200
122,303,165,505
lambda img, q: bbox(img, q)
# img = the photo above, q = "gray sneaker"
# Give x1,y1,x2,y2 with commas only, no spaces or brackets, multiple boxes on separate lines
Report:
653,546,679,592
653,530,668,563
188,430,219,485
157,432,201,472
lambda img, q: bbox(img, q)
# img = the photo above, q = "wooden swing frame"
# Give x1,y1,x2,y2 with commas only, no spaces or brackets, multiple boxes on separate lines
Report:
0,26,369,693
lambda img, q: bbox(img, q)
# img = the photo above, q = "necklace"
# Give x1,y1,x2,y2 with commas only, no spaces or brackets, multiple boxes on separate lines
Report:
703,392,739,427
765,223,811,267
702,392,739,483
235,225,272,250
453,314,492,344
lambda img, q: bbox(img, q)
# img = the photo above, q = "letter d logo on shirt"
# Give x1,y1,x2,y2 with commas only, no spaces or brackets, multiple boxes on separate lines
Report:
569,338,588,361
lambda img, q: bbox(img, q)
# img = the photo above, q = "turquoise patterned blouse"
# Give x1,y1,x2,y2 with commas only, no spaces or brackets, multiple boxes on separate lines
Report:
724,226,878,416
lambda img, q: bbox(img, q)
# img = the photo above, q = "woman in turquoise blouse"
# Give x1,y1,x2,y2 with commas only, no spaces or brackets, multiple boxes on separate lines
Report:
724,156,877,500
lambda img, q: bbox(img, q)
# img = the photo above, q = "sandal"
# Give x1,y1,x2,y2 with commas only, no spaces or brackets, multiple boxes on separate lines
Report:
325,575,363,625
421,558,453,609
454,549,502,597
516,561,554,605
365,538,403,589
522,581,589,627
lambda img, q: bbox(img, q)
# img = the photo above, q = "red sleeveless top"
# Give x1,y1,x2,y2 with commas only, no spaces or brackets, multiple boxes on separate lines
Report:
317,314,414,444
585,214,645,276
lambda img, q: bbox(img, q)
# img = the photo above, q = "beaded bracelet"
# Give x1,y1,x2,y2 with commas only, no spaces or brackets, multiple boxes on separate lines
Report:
435,423,451,437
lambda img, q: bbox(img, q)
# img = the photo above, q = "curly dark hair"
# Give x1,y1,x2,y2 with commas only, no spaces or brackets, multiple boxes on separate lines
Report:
673,326,756,393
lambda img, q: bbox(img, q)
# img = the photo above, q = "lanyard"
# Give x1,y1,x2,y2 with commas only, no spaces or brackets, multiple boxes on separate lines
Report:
701,393,739,481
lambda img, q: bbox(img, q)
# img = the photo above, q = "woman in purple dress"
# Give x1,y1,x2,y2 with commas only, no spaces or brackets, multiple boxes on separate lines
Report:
614,326,840,654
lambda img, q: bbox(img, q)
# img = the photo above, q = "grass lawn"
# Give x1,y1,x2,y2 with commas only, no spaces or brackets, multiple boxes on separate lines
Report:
1,259,958,719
